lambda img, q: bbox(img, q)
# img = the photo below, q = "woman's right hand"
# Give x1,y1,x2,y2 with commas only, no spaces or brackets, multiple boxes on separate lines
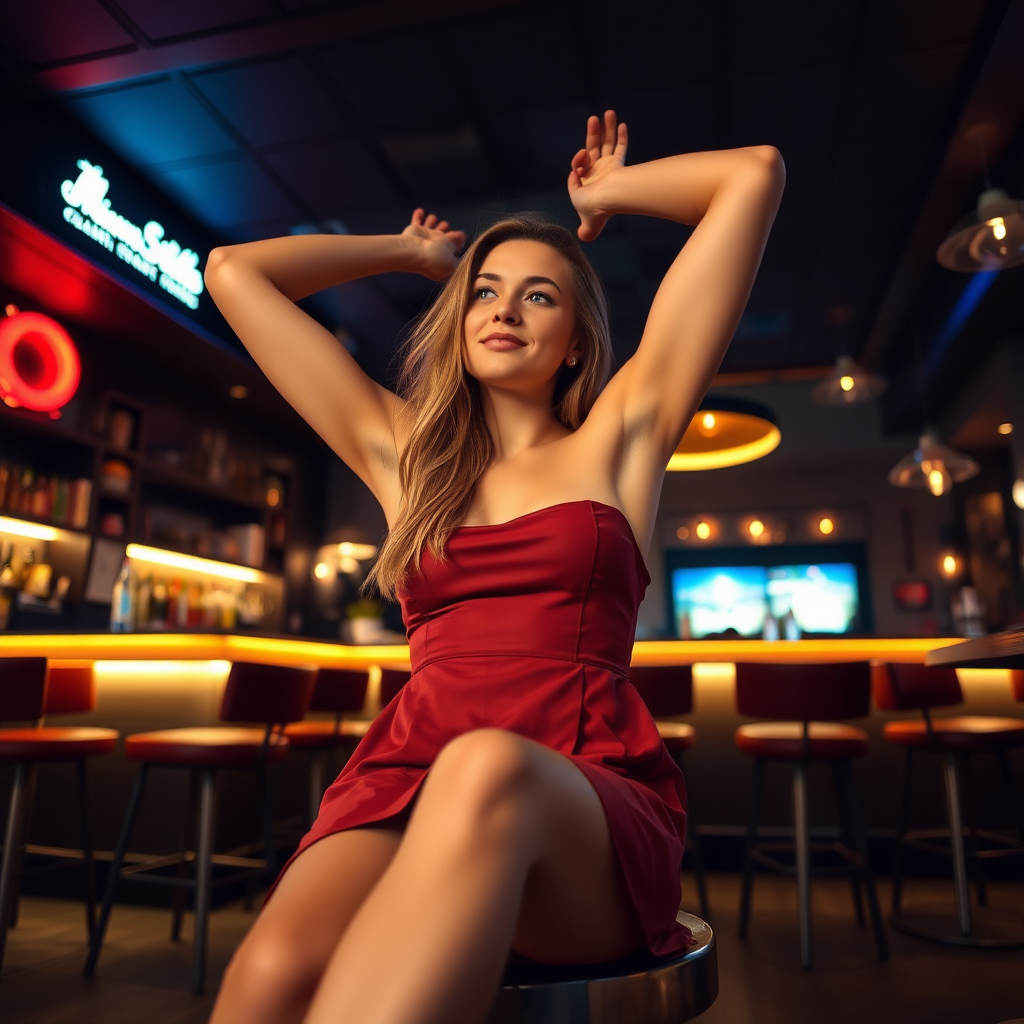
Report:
401,208,466,280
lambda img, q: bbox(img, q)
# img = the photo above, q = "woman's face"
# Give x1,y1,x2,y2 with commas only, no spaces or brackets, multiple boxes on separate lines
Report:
462,239,580,393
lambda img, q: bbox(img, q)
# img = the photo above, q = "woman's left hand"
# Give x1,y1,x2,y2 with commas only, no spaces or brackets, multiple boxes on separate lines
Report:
568,110,628,242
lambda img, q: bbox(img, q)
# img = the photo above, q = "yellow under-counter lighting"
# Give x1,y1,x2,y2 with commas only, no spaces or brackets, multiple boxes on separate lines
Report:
668,398,780,471
0,516,59,541
125,544,265,583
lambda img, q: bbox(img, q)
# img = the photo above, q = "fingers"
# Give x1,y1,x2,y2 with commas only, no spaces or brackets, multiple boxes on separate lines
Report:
601,110,617,156
410,208,425,226
615,121,628,159
586,114,601,163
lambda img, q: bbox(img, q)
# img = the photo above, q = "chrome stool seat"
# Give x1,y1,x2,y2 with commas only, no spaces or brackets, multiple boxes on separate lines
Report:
484,911,717,1024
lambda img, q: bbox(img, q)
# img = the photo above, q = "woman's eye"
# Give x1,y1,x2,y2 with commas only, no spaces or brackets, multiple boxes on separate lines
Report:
475,286,496,299
527,291,552,304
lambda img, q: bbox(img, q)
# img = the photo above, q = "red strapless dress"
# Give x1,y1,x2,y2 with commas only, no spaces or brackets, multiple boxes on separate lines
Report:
279,500,690,957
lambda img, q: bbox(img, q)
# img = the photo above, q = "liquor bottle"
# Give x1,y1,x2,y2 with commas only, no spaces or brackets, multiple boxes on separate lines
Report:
110,557,134,632
135,574,152,630
0,541,17,630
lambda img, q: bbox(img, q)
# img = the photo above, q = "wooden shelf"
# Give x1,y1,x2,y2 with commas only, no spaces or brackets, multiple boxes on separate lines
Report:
139,460,266,512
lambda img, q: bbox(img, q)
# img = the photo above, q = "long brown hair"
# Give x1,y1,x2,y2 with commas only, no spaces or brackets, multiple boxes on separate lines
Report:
366,214,613,599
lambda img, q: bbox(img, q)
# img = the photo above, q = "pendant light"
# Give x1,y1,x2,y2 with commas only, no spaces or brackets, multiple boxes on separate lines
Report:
668,396,780,471
812,355,887,405
887,431,979,497
936,187,1024,272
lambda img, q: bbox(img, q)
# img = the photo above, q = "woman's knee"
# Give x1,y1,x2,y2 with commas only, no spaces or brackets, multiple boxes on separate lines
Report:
426,729,541,835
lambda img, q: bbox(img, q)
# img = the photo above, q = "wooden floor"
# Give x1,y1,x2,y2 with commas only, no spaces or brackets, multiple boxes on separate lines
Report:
2,875,1023,1023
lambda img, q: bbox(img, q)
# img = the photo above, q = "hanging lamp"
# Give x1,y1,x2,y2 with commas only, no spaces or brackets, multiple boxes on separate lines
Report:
668,396,780,471
812,355,887,405
936,187,1024,272
887,431,979,497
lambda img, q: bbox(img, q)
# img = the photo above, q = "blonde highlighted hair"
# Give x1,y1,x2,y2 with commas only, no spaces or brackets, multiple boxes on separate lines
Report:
366,214,613,599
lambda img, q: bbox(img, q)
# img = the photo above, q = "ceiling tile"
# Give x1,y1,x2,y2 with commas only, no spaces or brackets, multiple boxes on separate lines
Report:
148,154,300,229
116,0,271,41
66,79,239,166
0,0,135,66
830,142,932,212
732,66,846,150
317,35,466,133
264,137,402,215
191,56,346,148
731,0,859,71
380,124,497,201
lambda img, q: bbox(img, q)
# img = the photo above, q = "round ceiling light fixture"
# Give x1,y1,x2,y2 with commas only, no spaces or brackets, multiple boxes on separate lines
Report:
812,355,887,405
937,187,1024,272
887,432,979,497
668,396,780,471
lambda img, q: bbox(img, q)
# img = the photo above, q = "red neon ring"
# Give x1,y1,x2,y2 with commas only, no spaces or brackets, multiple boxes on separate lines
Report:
0,311,81,412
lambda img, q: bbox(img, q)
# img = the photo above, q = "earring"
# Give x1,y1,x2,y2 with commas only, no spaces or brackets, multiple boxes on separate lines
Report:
568,356,578,367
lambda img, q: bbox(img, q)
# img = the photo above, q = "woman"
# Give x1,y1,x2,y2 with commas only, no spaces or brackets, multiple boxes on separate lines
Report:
205,111,783,1024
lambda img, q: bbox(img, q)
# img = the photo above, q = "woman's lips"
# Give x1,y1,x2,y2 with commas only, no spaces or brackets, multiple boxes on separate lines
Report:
481,333,526,350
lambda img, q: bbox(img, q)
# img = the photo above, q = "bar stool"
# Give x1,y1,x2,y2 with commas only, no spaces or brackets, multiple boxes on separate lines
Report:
874,662,1024,946
84,661,317,994
283,667,371,823
734,661,887,969
0,659,118,974
485,911,717,1023
629,665,709,920
380,667,410,707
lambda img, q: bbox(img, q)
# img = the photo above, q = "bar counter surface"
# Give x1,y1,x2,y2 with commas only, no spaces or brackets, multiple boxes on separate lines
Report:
0,633,965,670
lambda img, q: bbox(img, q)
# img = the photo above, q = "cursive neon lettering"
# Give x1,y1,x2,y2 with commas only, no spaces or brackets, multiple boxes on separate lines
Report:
60,159,204,308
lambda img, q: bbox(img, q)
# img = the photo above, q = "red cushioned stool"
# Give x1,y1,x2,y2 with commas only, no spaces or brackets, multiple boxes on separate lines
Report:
734,662,887,969
284,667,371,823
84,661,316,994
874,662,1024,946
0,659,118,974
629,665,709,920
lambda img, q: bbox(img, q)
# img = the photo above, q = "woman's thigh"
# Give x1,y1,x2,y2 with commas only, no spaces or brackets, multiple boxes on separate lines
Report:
211,827,402,1023
475,734,647,964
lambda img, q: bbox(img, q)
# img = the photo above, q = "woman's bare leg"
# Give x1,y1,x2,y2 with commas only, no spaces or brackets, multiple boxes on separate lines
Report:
209,827,401,1024
304,729,646,1024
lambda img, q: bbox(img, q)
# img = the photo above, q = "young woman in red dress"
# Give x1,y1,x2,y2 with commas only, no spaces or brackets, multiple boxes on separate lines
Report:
204,111,783,1024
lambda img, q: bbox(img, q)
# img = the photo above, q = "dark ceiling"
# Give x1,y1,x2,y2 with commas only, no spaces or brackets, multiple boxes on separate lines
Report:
2,0,1023,432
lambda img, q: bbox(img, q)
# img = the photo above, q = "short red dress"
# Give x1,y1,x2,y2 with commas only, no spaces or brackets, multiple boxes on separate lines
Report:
279,499,690,957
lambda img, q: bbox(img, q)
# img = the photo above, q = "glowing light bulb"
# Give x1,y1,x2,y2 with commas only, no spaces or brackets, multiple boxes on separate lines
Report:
748,519,765,538
925,461,951,496
1013,479,1024,510
942,554,958,576
702,412,716,430
840,375,855,392
313,562,331,579
676,526,690,540
818,517,834,535
990,217,1007,241
998,422,1013,435
695,521,711,540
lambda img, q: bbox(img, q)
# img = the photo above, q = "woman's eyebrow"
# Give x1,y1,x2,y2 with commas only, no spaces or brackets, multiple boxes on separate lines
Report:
475,272,562,294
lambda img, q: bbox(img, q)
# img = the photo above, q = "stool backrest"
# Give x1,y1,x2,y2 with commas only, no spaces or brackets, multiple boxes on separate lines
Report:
735,662,870,721
1011,670,1024,703
380,668,410,707
309,667,369,714
0,657,48,722
44,665,96,715
629,665,694,717
872,662,962,711
219,662,317,725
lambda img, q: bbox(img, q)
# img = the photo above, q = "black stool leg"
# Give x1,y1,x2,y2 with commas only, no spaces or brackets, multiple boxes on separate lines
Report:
6,765,36,930
793,761,813,970
832,762,864,927
891,749,914,914
960,754,987,907
85,764,148,977
172,769,200,942
686,827,711,923
192,767,215,996
738,758,764,939
0,762,29,972
942,752,972,937
75,760,97,943
839,761,888,961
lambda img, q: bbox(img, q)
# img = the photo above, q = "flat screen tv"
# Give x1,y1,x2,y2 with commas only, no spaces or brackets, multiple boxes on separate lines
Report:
664,543,872,639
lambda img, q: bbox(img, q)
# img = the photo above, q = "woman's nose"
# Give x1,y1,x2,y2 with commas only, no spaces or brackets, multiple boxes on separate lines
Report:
493,306,520,325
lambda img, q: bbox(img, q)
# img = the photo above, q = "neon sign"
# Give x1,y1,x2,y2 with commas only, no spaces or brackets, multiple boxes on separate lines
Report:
60,159,204,310
0,310,81,417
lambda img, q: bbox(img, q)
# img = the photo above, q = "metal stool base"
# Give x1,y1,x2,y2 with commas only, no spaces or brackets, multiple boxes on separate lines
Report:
891,904,1024,948
484,912,716,1024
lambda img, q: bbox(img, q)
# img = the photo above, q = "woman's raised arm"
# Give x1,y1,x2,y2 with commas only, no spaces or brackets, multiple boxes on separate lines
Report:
569,112,785,481
204,212,464,513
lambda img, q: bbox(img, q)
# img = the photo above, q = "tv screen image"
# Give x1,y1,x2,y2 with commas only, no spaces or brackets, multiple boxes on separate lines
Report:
671,562,860,639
